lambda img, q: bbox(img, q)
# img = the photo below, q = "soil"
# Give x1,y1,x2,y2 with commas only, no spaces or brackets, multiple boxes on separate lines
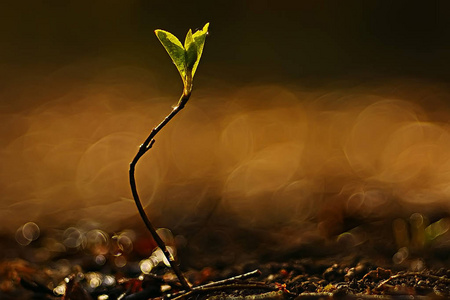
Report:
2,252,450,300
2,212,450,300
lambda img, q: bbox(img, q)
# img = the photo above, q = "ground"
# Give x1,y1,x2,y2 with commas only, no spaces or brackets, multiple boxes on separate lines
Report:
2,243,450,300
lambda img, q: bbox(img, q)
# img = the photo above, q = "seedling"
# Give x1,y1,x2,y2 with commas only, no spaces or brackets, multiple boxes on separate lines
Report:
129,23,209,291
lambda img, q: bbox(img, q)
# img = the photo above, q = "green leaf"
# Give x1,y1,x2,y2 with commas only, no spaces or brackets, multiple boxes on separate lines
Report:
191,23,209,77
154,29,187,81
154,23,209,87
184,29,198,71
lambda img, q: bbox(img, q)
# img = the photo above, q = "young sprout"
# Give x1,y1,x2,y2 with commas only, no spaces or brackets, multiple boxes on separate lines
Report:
129,23,209,291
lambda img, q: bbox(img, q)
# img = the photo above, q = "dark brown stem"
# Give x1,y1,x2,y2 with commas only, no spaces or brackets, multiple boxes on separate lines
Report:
129,92,191,291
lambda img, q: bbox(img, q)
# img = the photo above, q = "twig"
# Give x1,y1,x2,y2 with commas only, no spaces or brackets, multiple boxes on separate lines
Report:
194,270,262,290
376,272,450,290
293,292,334,299
169,283,278,300
205,290,285,300
129,92,191,291
295,293,432,300
167,270,264,300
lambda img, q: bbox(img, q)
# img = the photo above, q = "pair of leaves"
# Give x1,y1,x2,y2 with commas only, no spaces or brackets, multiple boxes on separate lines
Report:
155,23,209,89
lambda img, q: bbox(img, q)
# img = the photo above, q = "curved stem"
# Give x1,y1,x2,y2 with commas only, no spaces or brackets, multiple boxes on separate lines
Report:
129,91,191,291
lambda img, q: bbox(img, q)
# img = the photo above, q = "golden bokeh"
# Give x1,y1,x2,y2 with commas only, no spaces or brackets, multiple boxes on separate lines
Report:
1,63,450,247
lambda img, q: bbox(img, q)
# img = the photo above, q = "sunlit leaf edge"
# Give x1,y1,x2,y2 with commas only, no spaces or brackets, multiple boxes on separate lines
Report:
191,23,209,77
154,29,187,81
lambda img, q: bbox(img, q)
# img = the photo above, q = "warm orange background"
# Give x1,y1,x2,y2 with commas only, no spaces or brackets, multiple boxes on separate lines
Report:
1,1,450,245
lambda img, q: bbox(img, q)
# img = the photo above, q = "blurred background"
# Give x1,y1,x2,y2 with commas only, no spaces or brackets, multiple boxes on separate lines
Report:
1,0,450,269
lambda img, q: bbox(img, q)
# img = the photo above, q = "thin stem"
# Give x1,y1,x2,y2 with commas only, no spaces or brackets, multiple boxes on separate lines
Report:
169,284,278,300
376,272,450,290
129,91,191,291
193,270,261,290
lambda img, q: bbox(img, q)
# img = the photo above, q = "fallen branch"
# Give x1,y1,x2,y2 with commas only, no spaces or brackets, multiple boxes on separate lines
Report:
376,271,450,290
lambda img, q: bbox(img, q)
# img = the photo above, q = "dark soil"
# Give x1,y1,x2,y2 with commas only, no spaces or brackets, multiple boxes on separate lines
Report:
3,254,450,300
3,214,450,300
